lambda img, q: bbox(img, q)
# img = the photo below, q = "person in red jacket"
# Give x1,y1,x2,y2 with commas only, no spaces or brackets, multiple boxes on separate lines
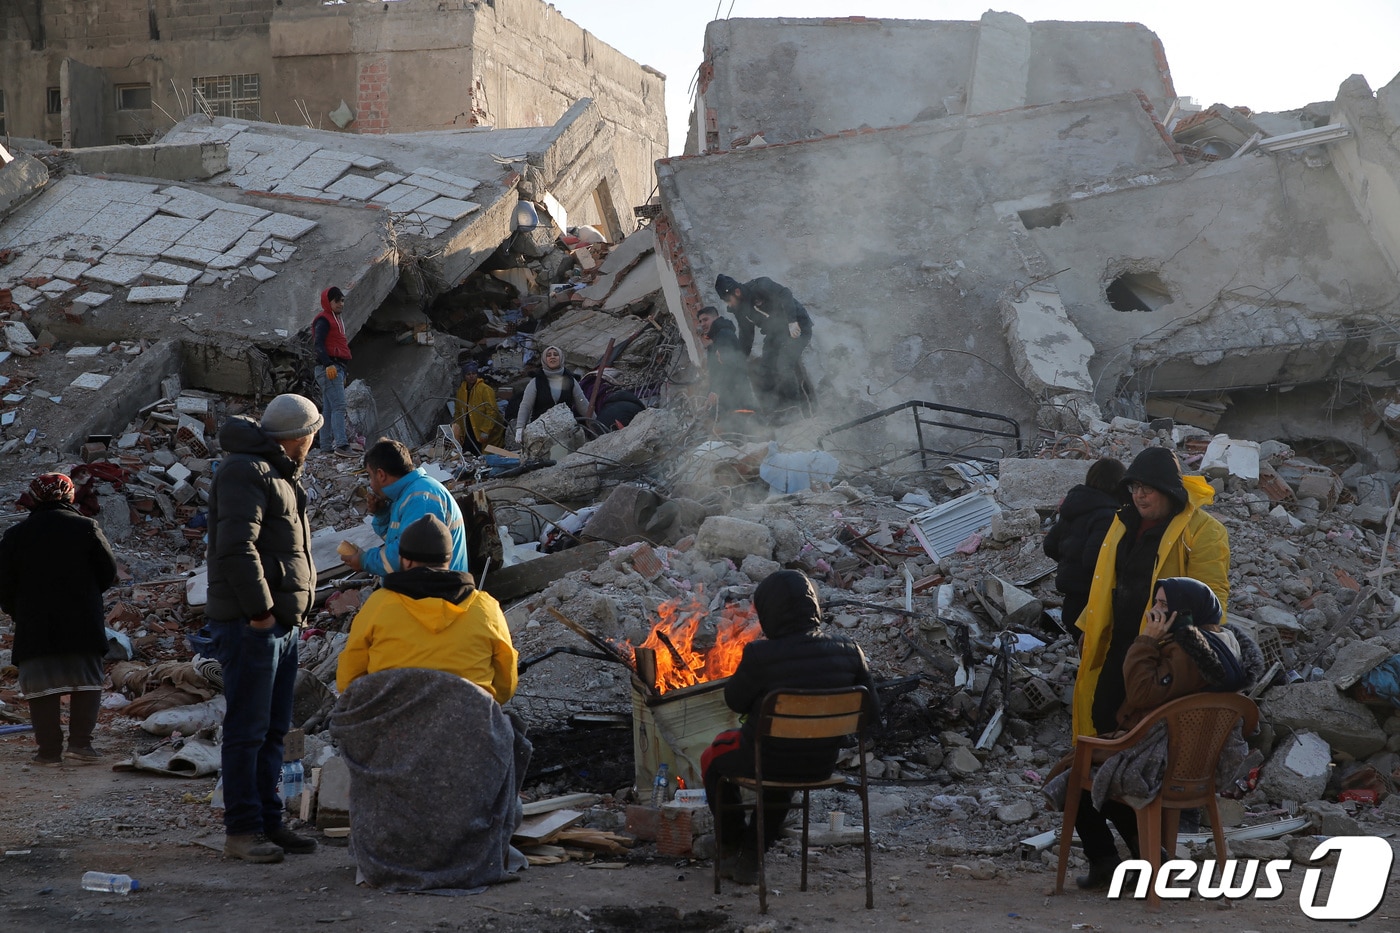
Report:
312,286,353,455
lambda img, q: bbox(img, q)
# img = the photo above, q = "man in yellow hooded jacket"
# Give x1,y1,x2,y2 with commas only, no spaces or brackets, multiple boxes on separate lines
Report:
1072,446,1229,740
337,515,517,704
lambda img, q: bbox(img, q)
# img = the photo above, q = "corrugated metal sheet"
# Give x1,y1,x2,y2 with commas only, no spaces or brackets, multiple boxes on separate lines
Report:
908,489,1001,561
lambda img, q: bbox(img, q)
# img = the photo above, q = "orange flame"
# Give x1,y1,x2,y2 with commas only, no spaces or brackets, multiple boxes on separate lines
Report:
620,591,761,694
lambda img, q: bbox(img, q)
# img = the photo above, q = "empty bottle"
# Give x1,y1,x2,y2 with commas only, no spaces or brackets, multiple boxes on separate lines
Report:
650,763,669,807
81,872,139,894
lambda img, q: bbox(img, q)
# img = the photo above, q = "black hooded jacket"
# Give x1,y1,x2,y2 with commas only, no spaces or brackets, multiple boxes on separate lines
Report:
1043,484,1122,597
0,502,118,665
205,416,315,629
723,571,877,779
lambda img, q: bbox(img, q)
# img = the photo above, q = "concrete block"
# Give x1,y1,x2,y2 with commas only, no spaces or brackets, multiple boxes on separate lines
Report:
521,402,585,460
128,285,189,303
995,458,1097,512
1201,435,1261,484
564,407,683,469
1256,731,1331,803
315,754,351,827
1295,471,1343,507
996,799,1033,823
68,142,228,180
1300,800,1361,835
373,171,405,184
740,554,781,581
945,745,983,778
695,515,774,561
1262,680,1386,758
990,507,1040,542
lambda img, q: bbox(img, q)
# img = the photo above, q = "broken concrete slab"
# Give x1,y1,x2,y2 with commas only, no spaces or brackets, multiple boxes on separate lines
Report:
995,458,1096,512
483,540,613,605
999,287,1095,395
128,285,189,304
1262,680,1387,759
562,407,683,469
1325,638,1398,690
1201,435,1261,484
1256,731,1331,803
522,403,586,461
66,142,229,180
694,515,774,562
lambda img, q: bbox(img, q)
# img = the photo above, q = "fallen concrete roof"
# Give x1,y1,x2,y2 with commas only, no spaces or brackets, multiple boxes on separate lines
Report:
0,99,627,452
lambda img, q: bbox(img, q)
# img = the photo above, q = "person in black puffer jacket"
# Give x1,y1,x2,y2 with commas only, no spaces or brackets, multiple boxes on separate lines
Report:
1043,458,1126,629
703,569,877,884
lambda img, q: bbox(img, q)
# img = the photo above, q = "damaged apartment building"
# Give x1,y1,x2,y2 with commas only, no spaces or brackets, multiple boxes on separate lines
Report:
0,0,667,456
656,12,1400,474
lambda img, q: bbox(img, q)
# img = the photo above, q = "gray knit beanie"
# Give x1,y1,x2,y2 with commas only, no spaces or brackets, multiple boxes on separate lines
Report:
399,515,452,565
262,394,324,439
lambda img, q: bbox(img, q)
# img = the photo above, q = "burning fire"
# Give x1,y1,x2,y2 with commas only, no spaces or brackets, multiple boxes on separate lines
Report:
621,592,761,694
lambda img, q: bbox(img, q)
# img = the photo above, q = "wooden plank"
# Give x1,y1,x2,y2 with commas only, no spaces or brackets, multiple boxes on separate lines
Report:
483,540,612,603
512,809,584,845
521,793,602,817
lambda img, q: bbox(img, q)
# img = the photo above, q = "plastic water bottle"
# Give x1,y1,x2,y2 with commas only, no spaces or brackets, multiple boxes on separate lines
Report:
280,762,303,802
650,763,669,807
81,872,139,894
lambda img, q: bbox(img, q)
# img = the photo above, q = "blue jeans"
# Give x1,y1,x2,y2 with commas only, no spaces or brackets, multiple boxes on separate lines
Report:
315,366,348,449
210,620,298,835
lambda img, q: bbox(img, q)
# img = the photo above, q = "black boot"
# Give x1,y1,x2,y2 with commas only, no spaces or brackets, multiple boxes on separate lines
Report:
1076,856,1122,890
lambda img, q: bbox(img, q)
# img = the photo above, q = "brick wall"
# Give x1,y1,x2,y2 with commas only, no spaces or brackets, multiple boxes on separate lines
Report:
356,58,389,135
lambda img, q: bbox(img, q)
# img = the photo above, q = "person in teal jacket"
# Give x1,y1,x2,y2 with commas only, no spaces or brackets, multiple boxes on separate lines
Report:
342,439,469,577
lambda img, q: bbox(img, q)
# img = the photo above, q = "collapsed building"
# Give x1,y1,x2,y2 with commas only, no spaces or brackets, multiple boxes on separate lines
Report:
0,0,665,215
3,8,1400,901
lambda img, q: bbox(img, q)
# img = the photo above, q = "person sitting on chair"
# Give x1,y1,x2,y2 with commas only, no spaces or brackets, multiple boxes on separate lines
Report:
702,569,877,885
1064,576,1263,889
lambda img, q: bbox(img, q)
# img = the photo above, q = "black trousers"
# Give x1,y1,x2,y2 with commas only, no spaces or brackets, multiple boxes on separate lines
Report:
28,690,101,759
1075,790,1139,863
704,748,794,854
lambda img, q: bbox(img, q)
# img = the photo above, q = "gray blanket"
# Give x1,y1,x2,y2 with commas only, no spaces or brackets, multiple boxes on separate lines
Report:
330,668,532,893
1043,721,1248,812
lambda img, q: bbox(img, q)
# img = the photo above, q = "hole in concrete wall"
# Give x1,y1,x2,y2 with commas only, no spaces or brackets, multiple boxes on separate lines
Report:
1106,271,1173,313
1018,204,1070,230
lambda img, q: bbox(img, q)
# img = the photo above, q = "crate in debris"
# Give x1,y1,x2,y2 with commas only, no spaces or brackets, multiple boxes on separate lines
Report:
1255,624,1284,670
655,799,713,857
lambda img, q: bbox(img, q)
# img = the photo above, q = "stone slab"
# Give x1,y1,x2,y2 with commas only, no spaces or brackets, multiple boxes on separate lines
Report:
72,291,112,308
70,372,112,390
143,261,202,285
377,185,437,213
180,209,258,253
418,197,481,222
250,213,318,241
995,458,1098,512
128,284,189,303
402,173,474,200
160,244,224,266
157,187,226,220
248,264,277,282
324,174,391,201
83,257,151,286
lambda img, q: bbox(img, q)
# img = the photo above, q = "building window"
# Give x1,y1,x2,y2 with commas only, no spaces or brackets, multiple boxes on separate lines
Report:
46,87,61,114
116,84,152,111
192,73,260,119
116,133,153,145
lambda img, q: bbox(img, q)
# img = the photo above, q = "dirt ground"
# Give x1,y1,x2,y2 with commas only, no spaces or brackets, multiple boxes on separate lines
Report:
1,730,1393,933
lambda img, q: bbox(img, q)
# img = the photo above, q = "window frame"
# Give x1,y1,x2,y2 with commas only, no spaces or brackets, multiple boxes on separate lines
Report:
115,83,153,112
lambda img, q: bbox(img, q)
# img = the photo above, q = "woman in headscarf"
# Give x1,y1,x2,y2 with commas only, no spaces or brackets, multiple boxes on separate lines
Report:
512,346,590,446
0,473,118,765
1056,576,1263,889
